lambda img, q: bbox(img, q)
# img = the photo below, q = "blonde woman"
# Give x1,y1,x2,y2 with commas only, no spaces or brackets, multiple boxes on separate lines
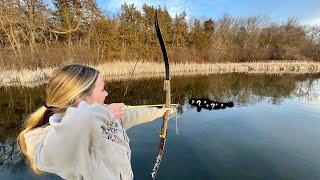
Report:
17,64,174,180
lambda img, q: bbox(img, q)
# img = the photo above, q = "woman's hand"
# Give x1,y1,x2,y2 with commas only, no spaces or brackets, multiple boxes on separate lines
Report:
159,107,176,116
107,103,125,119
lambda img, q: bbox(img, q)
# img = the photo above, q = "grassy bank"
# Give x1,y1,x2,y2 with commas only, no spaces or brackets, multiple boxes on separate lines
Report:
1,61,320,87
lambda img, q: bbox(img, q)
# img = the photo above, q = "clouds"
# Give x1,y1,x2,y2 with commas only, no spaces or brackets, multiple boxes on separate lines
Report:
303,17,320,26
164,0,191,16
98,0,121,14
99,0,191,17
300,7,320,26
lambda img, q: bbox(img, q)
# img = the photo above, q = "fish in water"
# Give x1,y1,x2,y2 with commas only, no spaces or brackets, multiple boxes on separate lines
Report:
189,98,234,112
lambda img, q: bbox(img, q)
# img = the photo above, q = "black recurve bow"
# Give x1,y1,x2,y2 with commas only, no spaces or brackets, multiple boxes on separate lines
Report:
150,11,171,180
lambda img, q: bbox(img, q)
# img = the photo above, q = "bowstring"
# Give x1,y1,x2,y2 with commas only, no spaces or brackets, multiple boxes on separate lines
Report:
122,58,139,100
119,58,139,141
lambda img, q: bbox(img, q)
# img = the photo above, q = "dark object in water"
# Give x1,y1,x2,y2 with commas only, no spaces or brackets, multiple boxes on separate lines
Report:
189,98,234,112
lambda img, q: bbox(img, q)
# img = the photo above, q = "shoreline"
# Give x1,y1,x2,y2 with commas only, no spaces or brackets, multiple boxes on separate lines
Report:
1,61,320,87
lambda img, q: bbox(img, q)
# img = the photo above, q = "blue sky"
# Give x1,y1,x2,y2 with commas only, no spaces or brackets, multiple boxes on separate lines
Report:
96,0,320,25
44,0,320,25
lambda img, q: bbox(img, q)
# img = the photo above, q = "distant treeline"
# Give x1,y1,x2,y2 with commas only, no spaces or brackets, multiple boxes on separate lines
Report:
0,1,320,70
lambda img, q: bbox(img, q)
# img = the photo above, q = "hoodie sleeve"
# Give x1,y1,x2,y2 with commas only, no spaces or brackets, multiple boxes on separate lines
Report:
120,107,167,130
33,102,112,179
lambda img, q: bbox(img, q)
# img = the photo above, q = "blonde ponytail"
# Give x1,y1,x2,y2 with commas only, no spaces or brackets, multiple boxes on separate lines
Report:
18,106,48,174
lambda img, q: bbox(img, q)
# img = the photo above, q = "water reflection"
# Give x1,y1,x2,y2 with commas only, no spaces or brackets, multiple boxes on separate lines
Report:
0,73,319,178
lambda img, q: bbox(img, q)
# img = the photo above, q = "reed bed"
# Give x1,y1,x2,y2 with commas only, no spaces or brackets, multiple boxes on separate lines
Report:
1,61,320,87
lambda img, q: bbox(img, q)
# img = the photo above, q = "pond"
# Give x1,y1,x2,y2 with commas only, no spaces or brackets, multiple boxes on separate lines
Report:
0,73,320,180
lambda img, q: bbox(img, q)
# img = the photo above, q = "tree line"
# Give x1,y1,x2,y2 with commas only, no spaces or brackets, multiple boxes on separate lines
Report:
0,0,320,70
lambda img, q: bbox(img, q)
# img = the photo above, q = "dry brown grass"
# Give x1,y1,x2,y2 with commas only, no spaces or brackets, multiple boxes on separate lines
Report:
1,61,320,87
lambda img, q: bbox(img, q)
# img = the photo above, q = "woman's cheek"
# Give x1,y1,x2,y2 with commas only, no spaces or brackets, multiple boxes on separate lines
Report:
102,92,107,100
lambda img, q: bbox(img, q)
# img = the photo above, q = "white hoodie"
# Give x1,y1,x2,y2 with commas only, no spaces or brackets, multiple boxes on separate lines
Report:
23,101,166,180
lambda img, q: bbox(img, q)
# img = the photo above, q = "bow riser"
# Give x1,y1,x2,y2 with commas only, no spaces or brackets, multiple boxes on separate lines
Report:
160,80,171,138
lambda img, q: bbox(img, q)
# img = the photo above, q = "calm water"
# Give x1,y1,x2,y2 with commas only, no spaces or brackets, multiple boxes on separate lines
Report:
0,73,320,180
